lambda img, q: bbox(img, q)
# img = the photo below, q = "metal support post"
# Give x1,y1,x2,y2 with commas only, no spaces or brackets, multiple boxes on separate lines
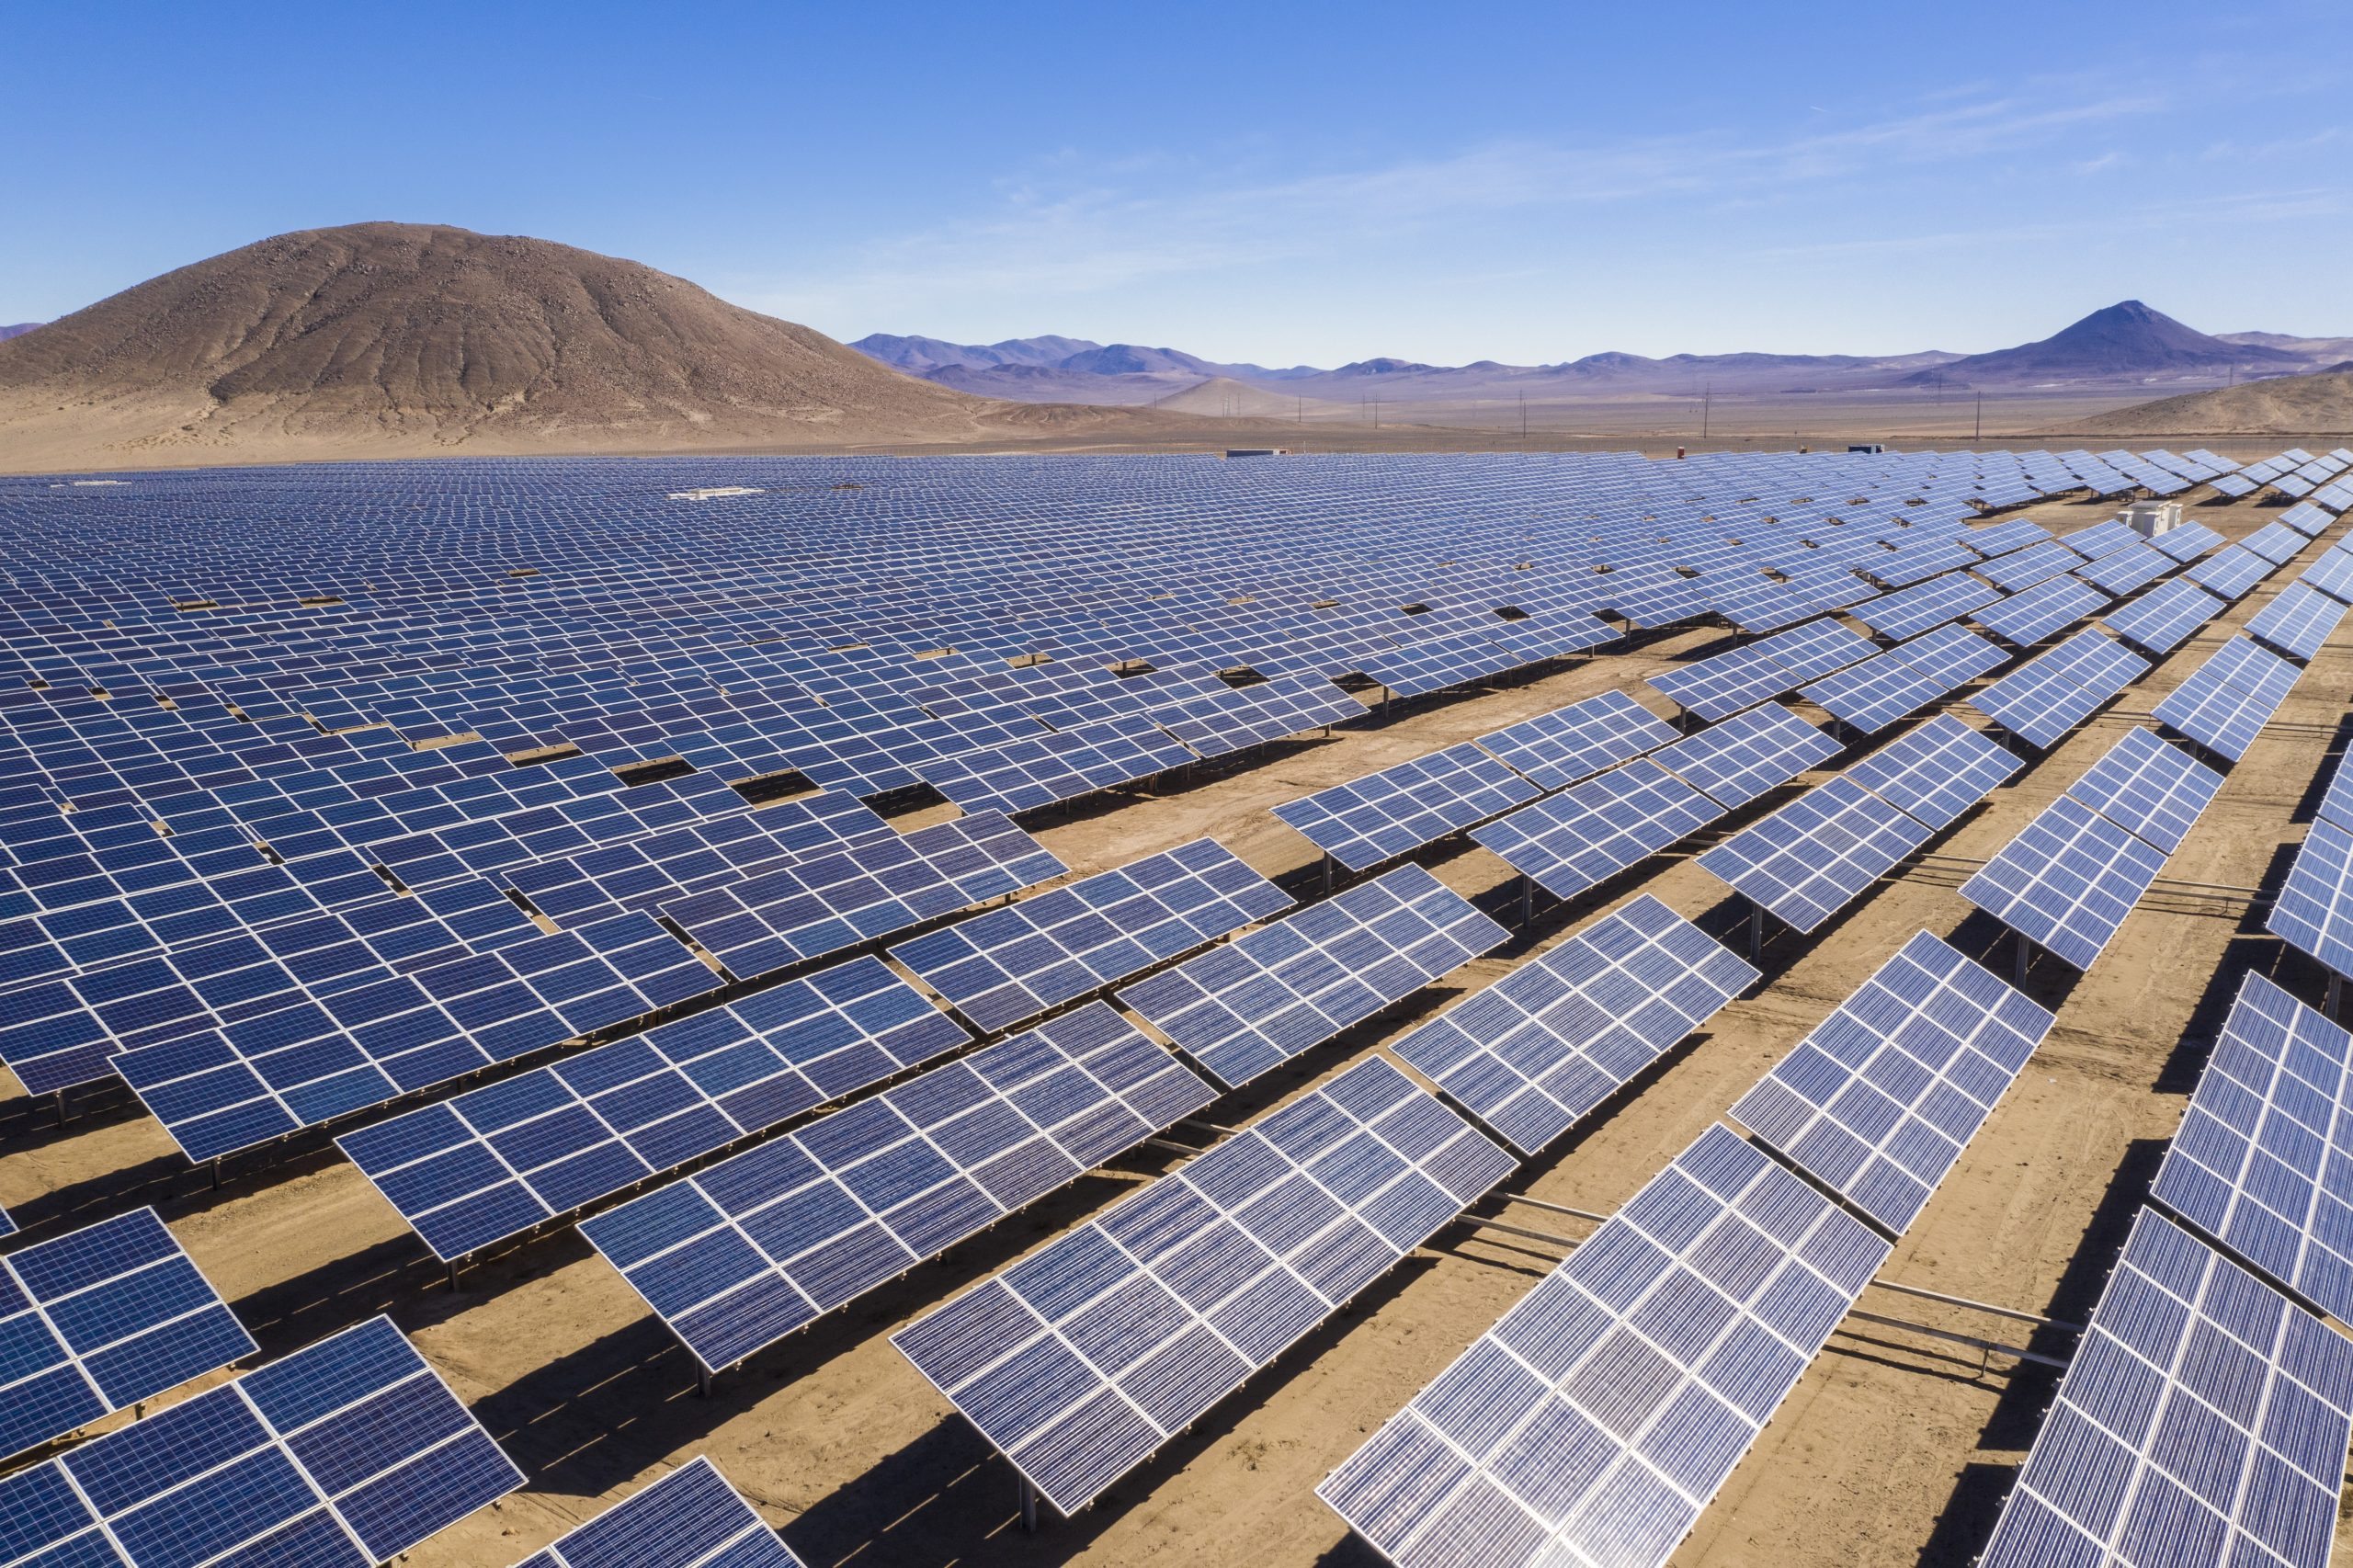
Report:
698,1367,713,1398
1748,903,1764,961
2014,934,2031,987
1519,876,1534,927
447,1260,461,1291
2331,974,2343,1021
1019,1477,1040,1532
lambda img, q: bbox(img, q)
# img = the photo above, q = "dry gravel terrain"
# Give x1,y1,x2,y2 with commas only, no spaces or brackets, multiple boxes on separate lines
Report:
0,483,2344,1567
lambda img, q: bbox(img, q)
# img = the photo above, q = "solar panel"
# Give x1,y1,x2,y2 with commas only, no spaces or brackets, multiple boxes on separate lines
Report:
1798,652,1949,735
913,713,1195,817
1728,931,2055,1233
1969,518,2056,557
1969,630,2150,747
2102,576,2227,655
889,838,1290,1034
0,1205,13,1241
1848,571,2003,640
1750,618,1880,684
115,911,719,1165
507,1456,804,1568
2268,816,2353,978
2148,520,2224,562
338,956,972,1262
1649,702,1837,809
1979,540,2089,593
656,811,1065,982
2062,726,2224,855
1976,1209,2353,1568
1317,1123,1890,1568
0,1314,523,1568
2186,545,2275,602
1959,794,2168,969
1473,689,1678,790
1391,894,1756,1153
0,1207,258,1463
2239,520,2312,565
1646,644,1795,722
2150,972,2353,1324
1697,777,1934,932
1972,574,2109,646
2152,635,2302,762
1117,863,1507,1088
1271,743,1540,871
2298,545,2353,605
2245,581,2349,661
582,1002,1213,1374
1840,715,2022,830
1470,758,1722,901
2059,519,2144,559
892,1056,1516,1517
2076,541,2172,597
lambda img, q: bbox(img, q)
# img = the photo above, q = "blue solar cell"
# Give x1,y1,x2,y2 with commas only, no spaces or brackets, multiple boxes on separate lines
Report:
1472,758,1721,901
1960,794,2169,970
1474,689,1678,790
1730,931,2054,1233
2152,636,2302,762
2245,582,2351,661
894,1056,1515,1517
1318,1123,1890,1568
1391,894,1756,1153
1840,715,2021,830
1969,630,2150,747
1697,777,1934,932
582,1003,1213,1374
2061,727,2222,855
2269,815,2353,980
1650,703,1837,809
2102,576,2227,655
1273,744,1540,871
890,837,1290,1031
338,956,971,1261
0,1315,519,1568
2150,972,2353,1326
507,1456,804,1568
1117,864,1508,1088
1979,1209,2353,1568
0,1207,257,1463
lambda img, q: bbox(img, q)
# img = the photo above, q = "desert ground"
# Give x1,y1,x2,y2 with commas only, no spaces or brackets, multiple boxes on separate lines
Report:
0,478,2344,1567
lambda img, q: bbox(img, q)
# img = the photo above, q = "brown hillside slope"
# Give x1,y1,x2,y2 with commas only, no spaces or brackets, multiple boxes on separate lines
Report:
2069,369,2353,437
0,222,1181,470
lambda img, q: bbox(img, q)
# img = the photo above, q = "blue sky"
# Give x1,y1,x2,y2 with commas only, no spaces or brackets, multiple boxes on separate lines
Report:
7,1,2349,365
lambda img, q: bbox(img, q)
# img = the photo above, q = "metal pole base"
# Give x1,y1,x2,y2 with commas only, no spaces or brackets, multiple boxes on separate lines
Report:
1019,1478,1040,1533
1748,904,1764,961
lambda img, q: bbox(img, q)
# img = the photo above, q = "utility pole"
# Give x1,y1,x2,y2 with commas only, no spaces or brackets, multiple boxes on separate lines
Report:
1518,391,1527,438
1701,382,1711,441
1974,390,1983,442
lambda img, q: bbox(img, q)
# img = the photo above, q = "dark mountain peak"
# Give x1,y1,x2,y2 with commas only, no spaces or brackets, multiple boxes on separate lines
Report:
0,323,40,343
1904,299,2310,385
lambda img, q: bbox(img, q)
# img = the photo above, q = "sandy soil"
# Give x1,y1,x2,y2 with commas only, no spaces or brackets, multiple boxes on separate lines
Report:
0,484,2343,1567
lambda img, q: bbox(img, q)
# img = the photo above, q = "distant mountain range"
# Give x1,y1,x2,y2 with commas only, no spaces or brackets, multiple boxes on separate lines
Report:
0,324,40,342
854,302,2353,407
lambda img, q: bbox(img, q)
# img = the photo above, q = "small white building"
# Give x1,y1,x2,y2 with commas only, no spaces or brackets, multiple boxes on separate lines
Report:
2119,499,2184,538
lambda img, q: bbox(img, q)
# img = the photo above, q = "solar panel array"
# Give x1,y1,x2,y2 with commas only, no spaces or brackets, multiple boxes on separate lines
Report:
337,956,973,1261
1472,688,1679,790
1391,894,1756,1153
0,1314,522,1568
1318,1124,1891,1568
888,838,1290,1033
581,1003,1214,1373
2151,971,2353,1325
509,1457,804,1568
0,1207,257,1462
1646,619,1875,720
892,1056,1515,1516
2103,575,2227,655
1961,728,2223,969
1969,629,2151,747
2152,635,2304,762
1729,931,2056,1233
1838,713,2025,830
1977,1209,2353,1568
1117,863,1509,1088
1272,743,1540,871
